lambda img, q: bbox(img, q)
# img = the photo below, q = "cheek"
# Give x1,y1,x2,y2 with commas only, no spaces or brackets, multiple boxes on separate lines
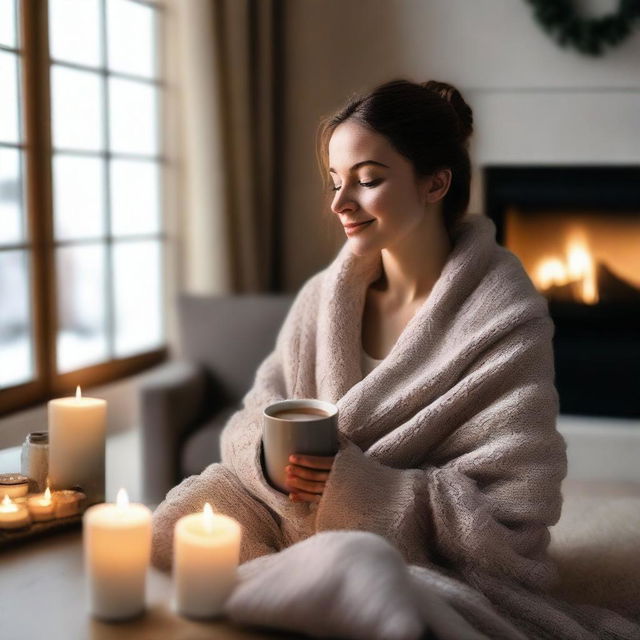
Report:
363,187,395,216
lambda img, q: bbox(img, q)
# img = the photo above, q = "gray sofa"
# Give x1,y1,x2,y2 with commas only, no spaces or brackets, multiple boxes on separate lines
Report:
139,293,294,505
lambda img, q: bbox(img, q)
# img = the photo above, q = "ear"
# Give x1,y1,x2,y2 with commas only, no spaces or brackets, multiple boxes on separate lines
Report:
422,169,452,204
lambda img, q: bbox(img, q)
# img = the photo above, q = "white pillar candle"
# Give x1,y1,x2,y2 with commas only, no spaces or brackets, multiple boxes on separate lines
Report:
0,495,32,529
173,503,242,618
26,486,56,521
48,386,106,505
83,489,152,621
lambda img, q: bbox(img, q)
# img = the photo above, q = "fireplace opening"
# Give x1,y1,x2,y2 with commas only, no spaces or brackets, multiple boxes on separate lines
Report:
506,209,640,306
485,167,640,418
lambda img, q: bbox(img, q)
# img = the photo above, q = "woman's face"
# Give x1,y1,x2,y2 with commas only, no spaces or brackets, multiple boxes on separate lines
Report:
327,120,430,256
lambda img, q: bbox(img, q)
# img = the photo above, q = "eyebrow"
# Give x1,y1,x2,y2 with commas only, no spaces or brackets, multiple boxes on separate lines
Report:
328,160,390,173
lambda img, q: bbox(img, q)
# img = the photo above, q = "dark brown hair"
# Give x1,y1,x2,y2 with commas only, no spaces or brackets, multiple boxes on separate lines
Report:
316,79,473,236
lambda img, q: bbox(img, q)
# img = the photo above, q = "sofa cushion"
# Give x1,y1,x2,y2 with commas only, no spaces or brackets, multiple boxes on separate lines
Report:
179,294,294,403
180,406,239,478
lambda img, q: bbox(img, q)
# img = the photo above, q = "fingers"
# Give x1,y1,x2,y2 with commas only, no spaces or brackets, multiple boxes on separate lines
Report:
289,490,321,503
285,465,330,482
289,454,335,470
285,474,324,495
285,453,336,504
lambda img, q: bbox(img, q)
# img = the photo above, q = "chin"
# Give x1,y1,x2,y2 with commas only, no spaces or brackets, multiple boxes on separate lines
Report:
347,240,380,258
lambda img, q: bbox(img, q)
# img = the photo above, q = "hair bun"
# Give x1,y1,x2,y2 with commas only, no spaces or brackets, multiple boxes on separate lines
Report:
421,80,473,143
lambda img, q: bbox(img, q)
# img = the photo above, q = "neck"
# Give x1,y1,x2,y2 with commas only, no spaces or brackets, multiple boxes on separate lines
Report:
374,209,452,306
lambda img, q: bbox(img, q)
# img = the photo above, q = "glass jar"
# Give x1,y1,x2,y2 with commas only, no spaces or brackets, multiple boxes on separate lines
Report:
20,431,49,493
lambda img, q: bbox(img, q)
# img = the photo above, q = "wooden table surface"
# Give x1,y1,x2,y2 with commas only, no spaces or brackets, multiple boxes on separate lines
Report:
0,528,302,640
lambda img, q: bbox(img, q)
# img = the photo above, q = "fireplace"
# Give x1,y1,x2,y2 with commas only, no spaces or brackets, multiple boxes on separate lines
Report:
484,166,640,418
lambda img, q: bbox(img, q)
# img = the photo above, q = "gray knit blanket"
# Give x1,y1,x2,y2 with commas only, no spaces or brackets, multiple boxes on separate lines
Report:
152,214,640,639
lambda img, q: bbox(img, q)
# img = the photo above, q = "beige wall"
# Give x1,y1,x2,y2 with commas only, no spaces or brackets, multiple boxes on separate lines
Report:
280,0,640,290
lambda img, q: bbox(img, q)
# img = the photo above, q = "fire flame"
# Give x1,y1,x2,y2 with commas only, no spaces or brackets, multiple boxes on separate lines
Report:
43,486,52,504
534,231,599,304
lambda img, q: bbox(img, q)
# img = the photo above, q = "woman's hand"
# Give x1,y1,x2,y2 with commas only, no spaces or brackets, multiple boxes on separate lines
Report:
285,453,336,503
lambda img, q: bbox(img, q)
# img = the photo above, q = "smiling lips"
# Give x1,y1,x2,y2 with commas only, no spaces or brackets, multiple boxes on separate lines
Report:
344,220,374,234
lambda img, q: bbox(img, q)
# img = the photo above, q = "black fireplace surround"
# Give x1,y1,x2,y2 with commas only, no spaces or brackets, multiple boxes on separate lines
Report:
484,166,640,418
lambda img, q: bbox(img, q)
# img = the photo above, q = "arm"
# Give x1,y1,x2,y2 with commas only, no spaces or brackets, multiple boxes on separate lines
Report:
219,274,322,492
315,315,567,593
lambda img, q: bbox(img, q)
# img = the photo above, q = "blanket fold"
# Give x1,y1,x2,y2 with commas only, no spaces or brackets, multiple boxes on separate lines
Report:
153,213,640,639
224,530,493,640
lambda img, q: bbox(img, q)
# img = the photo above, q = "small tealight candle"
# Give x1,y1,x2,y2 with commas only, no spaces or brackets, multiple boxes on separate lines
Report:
0,495,32,530
26,486,56,522
83,488,152,621
53,489,86,518
0,473,30,499
173,503,242,618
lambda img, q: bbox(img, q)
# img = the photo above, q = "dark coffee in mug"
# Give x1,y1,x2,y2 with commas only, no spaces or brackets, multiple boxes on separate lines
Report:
271,407,330,420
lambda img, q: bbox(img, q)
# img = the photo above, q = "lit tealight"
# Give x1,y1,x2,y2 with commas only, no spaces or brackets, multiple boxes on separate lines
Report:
27,484,56,521
0,495,18,513
0,494,32,529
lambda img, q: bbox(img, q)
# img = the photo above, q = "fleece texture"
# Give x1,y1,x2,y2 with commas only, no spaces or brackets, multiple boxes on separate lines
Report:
152,213,640,640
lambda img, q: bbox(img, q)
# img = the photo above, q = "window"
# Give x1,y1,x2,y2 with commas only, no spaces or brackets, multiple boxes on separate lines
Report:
0,0,167,416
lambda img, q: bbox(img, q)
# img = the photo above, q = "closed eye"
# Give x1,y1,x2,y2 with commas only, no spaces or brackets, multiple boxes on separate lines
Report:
330,179,382,192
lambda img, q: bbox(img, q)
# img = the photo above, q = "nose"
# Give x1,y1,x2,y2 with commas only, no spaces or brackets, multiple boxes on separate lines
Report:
330,185,357,215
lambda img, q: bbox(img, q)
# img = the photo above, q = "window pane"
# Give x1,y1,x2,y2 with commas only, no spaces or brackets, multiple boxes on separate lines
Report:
113,240,162,357
0,0,16,48
52,65,103,151
53,154,106,240
110,159,160,236
0,147,24,245
108,78,158,155
49,0,101,67
0,50,20,143
0,250,33,388
56,244,108,373
107,0,156,79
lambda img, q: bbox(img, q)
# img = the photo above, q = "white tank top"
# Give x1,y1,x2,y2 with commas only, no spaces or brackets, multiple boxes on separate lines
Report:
361,347,384,377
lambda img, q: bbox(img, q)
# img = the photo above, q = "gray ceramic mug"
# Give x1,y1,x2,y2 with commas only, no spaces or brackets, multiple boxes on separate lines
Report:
262,399,339,494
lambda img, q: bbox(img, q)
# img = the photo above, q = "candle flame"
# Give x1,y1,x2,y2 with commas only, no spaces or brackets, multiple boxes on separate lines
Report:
44,486,52,503
76,386,82,399
0,495,18,513
203,502,214,533
116,488,129,508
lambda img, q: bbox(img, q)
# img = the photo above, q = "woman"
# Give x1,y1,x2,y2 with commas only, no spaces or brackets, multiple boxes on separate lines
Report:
283,79,468,504
152,80,639,639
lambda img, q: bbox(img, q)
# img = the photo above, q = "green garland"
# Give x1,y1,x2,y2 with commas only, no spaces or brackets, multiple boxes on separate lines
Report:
525,0,640,56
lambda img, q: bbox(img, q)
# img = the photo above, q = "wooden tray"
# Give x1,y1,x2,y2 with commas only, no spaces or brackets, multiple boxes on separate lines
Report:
0,514,82,548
